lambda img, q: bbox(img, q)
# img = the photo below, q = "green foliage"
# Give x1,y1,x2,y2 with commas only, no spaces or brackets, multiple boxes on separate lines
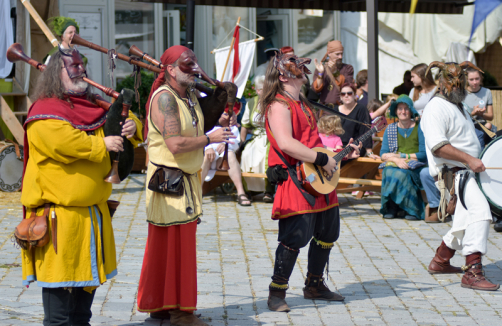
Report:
242,80,257,99
116,71,156,118
48,16,79,36
483,71,498,87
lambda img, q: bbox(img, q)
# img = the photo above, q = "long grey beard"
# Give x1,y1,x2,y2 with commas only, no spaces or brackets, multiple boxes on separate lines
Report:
72,79,88,92
63,78,88,94
444,88,466,105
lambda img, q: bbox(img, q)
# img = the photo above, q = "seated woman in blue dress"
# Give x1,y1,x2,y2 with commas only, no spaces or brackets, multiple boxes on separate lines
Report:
379,95,427,220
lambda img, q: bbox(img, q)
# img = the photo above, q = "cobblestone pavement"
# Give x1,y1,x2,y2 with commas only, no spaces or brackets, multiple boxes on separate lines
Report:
1,174,502,325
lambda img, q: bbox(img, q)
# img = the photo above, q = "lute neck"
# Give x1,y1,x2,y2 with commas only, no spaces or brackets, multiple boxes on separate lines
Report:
333,125,376,162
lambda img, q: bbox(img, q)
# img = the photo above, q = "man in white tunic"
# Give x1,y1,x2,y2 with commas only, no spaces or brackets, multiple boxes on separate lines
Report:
421,61,499,291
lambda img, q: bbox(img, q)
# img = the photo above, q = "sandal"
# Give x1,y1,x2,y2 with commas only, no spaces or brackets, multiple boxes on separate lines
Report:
263,193,274,203
237,194,252,206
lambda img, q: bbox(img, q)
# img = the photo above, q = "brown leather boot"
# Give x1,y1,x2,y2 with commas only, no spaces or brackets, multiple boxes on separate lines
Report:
461,252,500,291
425,208,452,223
428,241,463,274
425,207,441,223
303,272,344,301
169,309,208,326
150,310,171,319
268,289,290,312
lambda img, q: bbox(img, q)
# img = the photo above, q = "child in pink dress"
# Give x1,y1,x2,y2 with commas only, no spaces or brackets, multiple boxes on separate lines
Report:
317,114,344,150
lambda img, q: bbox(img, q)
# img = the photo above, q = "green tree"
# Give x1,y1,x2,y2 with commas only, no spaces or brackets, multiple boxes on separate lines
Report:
116,71,156,118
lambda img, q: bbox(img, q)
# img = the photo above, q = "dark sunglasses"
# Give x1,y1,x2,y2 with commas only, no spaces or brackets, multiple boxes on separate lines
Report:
341,92,353,96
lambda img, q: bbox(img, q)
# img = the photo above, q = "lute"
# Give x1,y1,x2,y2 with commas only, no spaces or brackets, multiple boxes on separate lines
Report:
300,116,387,196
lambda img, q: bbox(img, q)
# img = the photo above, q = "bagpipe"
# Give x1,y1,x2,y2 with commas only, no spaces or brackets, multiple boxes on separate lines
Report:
72,34,238,170
7,43,133,184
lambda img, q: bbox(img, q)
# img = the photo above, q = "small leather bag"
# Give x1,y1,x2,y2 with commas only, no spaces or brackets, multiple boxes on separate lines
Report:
14,204,51,250
107,200,120,218
148,163,185,196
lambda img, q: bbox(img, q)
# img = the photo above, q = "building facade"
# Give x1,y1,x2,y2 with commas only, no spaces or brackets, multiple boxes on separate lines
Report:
56,1,340,90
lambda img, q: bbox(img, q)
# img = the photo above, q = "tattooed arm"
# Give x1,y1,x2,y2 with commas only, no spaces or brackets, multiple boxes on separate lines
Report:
150,90,234,155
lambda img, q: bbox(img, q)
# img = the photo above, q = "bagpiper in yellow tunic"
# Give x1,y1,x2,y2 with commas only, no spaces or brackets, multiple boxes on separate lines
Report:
21,110,142,288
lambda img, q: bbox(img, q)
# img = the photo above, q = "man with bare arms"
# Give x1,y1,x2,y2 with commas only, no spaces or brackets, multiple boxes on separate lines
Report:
136,45,235,326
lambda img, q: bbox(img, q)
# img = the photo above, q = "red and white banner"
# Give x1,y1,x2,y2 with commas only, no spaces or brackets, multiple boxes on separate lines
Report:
214,36,256,99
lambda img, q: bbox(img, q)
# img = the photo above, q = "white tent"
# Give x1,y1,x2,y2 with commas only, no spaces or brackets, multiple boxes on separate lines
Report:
340,4,502,95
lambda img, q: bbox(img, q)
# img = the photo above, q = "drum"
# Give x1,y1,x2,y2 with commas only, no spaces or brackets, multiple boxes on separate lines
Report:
476,136,502,217
0,140,24,192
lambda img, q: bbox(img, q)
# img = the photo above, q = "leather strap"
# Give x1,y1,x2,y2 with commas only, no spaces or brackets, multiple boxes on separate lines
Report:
29,203,50,279
31,249,37,280
273,147,316,207
4,139,21,159
51,207,57,254
434,167,466,182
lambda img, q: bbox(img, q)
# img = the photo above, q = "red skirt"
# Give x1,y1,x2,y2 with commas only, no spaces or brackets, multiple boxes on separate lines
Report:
137,221,198,313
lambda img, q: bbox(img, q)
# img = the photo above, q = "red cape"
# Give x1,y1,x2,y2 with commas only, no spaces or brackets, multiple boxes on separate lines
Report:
22,96,108,195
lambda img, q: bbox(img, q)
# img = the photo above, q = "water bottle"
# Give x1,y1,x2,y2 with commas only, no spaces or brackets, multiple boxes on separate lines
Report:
479,100,485,109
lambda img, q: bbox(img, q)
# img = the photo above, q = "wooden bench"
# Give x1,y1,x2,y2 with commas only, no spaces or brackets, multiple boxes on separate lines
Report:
202,121,392,197
202,156,384,197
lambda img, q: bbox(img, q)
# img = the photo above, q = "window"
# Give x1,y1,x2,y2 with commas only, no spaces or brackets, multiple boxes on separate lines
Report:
114,0,155,84
212,7,251,50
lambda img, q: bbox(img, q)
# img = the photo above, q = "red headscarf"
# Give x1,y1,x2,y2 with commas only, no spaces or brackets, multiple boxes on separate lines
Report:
144,45,190,139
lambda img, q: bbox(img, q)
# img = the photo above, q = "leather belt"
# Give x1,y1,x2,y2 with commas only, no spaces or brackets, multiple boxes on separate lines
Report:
434,167,466,182
450,167,466,174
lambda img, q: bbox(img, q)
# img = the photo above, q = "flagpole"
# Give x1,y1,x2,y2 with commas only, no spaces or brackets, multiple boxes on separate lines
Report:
217,17,240,171
220,17,241,81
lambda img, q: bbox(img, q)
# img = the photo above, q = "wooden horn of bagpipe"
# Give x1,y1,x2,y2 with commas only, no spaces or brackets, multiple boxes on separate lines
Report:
72,34,162,74
7,43,120,106
6,43,133,184
128,45,237,170
129,44,220,95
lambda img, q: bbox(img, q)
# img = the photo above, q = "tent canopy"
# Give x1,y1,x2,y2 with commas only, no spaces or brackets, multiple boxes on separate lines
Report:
132,0,471,99
131,0,469,14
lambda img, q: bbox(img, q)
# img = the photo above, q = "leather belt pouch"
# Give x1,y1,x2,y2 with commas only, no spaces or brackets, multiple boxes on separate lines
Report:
148,163,184,196
14,204,51,250
107,200,120,218
446,177,457,216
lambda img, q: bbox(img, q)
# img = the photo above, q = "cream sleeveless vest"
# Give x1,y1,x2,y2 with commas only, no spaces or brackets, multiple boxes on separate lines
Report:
145,84,204,226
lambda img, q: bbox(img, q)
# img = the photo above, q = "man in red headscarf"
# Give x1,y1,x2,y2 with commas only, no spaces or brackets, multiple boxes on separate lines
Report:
312,40,354,106
137,46,235,326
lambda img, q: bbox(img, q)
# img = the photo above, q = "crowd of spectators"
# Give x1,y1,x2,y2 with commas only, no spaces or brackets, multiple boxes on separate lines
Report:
201,40,499,229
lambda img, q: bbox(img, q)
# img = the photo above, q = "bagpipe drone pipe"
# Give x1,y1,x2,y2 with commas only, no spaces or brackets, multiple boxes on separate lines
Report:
6,43,135,184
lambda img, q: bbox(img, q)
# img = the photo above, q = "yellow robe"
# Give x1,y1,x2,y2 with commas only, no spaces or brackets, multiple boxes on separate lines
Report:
21,112,142,288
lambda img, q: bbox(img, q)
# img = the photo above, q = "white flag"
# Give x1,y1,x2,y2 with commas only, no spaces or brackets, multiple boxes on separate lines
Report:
214,40,256,99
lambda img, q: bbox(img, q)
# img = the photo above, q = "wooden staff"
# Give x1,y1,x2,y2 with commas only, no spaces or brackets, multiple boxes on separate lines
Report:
220,17,241,81
20,0,59,47
217,17,240,170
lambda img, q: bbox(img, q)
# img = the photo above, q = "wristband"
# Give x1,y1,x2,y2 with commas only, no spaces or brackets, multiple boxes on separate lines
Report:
314,152,329,167
365,151,373,157
317,72,323,77
205,134,210,146
407,153,410,159
400,153,405,158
